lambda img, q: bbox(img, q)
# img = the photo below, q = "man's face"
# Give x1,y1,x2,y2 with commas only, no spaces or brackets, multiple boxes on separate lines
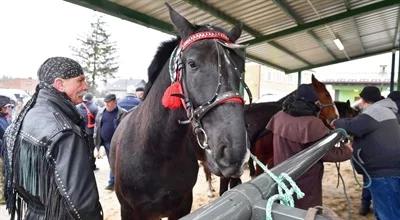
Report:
357,98,369,111
0,104,13,115
59,75,88,105
105,100,117,112
136,91,144,100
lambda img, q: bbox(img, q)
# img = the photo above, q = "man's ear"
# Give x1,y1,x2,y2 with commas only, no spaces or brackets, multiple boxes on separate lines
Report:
53,78,64,92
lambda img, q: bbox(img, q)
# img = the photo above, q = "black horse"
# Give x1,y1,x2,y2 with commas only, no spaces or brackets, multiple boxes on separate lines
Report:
335,100,359,118
110,4,249,220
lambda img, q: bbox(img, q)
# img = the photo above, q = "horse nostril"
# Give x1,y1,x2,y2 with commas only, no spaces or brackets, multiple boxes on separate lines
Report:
216,144,230,167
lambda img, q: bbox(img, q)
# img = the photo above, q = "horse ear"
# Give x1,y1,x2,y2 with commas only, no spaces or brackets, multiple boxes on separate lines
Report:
166,3,194,39
346,100,350,105
311,74,322,86
227,23,242,42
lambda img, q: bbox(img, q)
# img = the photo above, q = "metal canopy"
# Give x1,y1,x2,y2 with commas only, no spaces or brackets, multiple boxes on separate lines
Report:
65,0,400,74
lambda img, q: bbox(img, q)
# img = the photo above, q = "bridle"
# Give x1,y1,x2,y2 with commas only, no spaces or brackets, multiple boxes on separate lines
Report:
316,100,337,128
168,30,252,149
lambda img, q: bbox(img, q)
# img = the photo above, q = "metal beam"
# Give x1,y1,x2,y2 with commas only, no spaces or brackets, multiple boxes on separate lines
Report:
307,31,338,60
246,54,288,72
272,0,338,61
244,0,400,46
64,0,175,35
393,7,400,48
182,0,261,37
269,41,312,66
298,71,302,86
181,131,346,220
390,50,396,92
343,0,366,53
398,36,400,91
183,0,311,69
287,48,399,74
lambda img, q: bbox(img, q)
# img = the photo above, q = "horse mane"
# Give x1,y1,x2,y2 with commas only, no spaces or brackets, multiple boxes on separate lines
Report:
144,25,232,98
276,90,296,105
144,38,180,98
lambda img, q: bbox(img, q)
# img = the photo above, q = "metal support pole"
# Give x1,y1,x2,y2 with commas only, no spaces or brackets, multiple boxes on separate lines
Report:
298,71,302,86
398,45,400,91
390,50,396,92
181,131,346,220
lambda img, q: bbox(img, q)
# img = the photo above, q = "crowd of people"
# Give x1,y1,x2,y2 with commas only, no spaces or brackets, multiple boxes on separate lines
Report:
0,56,398,220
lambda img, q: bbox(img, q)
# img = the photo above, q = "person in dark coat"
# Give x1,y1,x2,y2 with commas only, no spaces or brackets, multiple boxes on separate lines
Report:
3,57,103,219
333,86,400,220
94,94,126,190
388,90,400,122
0,95,11,205
267,84,352,210
76,93,99,170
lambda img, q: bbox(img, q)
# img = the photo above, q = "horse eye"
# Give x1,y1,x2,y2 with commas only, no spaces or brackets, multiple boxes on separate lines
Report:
187,60,197,69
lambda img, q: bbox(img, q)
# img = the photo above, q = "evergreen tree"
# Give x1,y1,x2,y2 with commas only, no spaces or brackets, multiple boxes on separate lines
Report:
72,16,119,92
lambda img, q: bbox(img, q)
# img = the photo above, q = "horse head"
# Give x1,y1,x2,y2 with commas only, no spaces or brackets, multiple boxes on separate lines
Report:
167,4,249,177
336,100,359,118
311,74,339,127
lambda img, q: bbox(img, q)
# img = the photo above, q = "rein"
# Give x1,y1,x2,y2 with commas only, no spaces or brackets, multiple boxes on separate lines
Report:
168,31,252,149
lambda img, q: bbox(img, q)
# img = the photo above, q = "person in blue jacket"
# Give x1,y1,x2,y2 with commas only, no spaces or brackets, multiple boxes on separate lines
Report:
118,87,141,111
332,86,400,220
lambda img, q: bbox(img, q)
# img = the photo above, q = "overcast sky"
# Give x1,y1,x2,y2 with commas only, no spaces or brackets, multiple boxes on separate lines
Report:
1,0,398,81
0,0,172,80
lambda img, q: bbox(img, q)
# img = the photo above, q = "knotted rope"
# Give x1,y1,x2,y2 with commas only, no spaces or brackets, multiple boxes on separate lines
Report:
250,153,304,220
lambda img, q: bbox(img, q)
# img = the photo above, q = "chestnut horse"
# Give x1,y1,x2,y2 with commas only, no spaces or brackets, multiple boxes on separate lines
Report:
110,4,249,220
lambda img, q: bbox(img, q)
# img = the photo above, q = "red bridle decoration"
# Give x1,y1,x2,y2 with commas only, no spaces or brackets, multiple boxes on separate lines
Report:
161,81,184,109
162,31,232,110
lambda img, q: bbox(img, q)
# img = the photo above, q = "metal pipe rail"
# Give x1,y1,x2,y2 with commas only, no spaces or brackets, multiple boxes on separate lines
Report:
181,130,347,220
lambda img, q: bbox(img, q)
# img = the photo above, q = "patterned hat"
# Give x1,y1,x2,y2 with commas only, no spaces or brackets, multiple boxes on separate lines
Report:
37,57,83,84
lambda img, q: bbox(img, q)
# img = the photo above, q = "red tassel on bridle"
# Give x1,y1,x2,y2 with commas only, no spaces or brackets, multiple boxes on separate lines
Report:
162,81,184,109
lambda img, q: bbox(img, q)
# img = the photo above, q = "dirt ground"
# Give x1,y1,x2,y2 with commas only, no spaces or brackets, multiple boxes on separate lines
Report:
0,157,375,220
97,157,375,220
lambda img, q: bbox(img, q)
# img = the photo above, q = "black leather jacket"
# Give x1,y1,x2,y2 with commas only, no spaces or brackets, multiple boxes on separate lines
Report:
13,89,103,220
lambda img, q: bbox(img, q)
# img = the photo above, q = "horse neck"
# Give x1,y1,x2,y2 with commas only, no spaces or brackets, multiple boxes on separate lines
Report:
140,63,191,145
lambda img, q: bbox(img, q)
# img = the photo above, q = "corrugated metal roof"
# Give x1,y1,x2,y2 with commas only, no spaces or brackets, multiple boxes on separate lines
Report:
65,0,400,73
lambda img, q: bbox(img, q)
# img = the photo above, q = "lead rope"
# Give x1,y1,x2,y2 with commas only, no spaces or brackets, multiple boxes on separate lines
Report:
331,128,353,220
249,153,305,220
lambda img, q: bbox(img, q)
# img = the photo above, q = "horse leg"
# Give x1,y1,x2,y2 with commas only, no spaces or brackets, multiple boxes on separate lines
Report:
254,132,274,176
168,192,193,220
121,205,160,220
201,161,215,197
219,177,242,196
219,177,230,196
248,157,256,178
121,204,139,220
229,178,242,189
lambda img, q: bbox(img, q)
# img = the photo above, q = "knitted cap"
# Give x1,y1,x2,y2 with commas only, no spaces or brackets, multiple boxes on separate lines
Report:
296,84,318,103
359,86,382,103
0,95,11,108
83,93,94,101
